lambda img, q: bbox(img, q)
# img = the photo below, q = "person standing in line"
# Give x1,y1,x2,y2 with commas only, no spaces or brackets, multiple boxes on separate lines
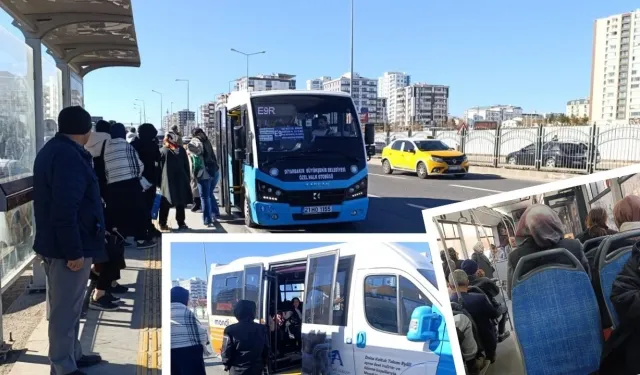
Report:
188,138,216,225
130,123,162,238
192,128,220,218
170,286,209,375
221,300,270,375
33,106,106,374
170,125,184,146
158,132,192,231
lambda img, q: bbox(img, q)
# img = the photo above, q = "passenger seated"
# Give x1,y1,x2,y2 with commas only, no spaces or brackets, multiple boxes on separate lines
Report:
452,302,489,375
614,196,640,234
576,207,617,243
507,204,589,299
599,233,640,375
461,260,510,342
449,270,500,363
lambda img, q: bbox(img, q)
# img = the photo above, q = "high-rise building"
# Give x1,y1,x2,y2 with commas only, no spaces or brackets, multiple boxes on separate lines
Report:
590,10,640,123
322,73,379,121
200,102,216,130
306,76,332,90
378,72,411,125
235,73,296,92
173,277,207,306
404,84,449,127
566,99,590,118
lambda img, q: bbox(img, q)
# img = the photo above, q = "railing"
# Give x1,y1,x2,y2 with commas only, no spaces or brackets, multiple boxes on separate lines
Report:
375,122,640,174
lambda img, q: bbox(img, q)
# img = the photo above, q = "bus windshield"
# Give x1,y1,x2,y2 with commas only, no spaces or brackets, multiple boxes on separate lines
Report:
251,95,364,163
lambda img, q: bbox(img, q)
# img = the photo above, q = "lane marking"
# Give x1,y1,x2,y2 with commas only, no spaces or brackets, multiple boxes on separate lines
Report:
369,173,408,180
449,184,503,193
407,203,429,210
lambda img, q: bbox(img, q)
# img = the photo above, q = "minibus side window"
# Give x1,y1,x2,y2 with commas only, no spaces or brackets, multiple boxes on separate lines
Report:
399,276,433,335
211,271,243,316
364,275,398,333
331,258,354,327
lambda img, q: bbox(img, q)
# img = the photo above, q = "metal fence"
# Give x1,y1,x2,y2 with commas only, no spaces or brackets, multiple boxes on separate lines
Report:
375,123,640,174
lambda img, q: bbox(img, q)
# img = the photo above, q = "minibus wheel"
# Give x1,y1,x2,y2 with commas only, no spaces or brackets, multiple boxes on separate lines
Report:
244,198,257,228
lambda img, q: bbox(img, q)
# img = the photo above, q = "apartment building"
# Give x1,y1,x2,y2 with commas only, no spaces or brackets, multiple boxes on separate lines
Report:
566,98,590,118
306,76,331,90
378,72,411,124
173,277,207,306
199,102,216,129
590,10,640,123
404,84,449,127
322,73,383,123
464,105,523,125
235,73,296,92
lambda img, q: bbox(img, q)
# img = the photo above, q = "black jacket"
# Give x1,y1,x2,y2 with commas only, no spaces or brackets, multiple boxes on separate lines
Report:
451,292,500,357
130,124,160,184
221,301,269,375
158,146,192,206
472,252,495,279
507,238,588,299
576,227,618,244
195,134,219,174
600,243,640,375
33,134,106,261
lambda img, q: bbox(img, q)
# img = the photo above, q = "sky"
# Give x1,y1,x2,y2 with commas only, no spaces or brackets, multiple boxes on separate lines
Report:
171,241,430,280
2,1,638,124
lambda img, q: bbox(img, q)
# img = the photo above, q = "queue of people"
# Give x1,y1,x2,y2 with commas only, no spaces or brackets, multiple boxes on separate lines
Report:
445,197,640,375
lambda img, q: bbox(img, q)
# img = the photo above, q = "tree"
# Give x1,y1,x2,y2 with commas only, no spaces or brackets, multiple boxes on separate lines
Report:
546,114,556,124
581,116,590,125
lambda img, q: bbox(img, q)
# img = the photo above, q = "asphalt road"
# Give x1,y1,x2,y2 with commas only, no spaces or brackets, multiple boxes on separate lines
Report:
207,162,539,234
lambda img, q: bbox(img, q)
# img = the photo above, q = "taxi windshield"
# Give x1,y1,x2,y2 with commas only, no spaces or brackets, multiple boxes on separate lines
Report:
414,140,451,151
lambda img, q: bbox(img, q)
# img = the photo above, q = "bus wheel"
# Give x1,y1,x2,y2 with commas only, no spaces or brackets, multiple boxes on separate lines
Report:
417,162,429,179
244,199,257,228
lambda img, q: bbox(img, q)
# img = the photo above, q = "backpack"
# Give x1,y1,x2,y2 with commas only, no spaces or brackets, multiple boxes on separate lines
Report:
191,154,206,180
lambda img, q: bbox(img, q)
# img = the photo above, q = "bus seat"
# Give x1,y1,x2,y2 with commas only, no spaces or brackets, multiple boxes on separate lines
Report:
512,248,602,375
583,236,607,271
596,230,639,328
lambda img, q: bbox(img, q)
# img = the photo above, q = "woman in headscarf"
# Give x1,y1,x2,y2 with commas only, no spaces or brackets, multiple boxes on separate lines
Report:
158,132,192,231
613,195,640,233
576,207,618,243
506,204,588,299
130,123,161,238
221,300,269,375
187,137,215,226
471,242,495,279
170,286,209,375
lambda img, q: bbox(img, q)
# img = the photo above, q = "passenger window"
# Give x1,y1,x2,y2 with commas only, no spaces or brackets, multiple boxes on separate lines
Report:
211,271,243,316
364,275,398,333
391,141,402,151
303,254,338,325
399,276,433,335
404,142,415,152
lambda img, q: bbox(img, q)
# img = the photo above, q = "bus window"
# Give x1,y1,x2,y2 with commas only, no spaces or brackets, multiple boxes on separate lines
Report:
211,271,243,316
364,275,398,333
280,283,304,302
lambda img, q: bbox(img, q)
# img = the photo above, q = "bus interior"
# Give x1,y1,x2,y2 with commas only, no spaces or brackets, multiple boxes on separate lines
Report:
434,173,640,375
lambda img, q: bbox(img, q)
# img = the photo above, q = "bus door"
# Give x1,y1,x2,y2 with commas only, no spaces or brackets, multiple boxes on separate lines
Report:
216,108,232,215
243,263,264,321
351,269,441,375
544,188,588,238
301,250,347,374
227,108,245,209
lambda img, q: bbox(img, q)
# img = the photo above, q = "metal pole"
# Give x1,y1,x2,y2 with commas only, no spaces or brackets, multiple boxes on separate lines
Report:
350,0,354,96
246,55,249,89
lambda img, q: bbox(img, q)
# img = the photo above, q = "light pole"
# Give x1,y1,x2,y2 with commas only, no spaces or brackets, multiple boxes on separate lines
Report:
230,49,266,91
152,90,163,127
133,103,142,125
135,99,146,123
350,0,354,96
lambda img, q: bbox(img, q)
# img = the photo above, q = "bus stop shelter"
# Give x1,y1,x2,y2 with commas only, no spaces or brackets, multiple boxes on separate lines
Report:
0,0,141,355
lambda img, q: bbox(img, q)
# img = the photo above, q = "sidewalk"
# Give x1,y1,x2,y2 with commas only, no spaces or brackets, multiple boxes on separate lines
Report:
5,243,161,375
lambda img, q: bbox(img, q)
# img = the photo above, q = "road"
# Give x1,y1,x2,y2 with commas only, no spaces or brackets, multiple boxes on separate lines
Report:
203,161,539,234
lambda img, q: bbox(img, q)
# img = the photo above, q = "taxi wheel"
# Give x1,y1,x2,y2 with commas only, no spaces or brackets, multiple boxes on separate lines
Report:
417,162,429,179
382,159,393,174
244,198,257,228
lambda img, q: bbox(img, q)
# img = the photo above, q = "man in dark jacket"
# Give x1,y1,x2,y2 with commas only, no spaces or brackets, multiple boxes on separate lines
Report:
221,300,269,375
192,128,220,218
131,123,161,238
600,242,640,375
449,270,500,363
33,106,106,375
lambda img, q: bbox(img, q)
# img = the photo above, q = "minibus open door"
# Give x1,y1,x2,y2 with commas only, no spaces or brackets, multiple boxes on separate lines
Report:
242,263,264,319
301,250,341,374
216,107,232,215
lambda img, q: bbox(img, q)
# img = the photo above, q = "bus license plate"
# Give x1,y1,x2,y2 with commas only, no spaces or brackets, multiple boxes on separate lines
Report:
303,206,333,215
448,165,461,171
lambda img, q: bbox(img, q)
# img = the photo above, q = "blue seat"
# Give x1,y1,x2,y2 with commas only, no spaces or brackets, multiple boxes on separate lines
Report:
596,230,639,328
512,248,602,375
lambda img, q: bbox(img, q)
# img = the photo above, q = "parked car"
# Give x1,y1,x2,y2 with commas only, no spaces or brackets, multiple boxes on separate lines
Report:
374,141,386,154
381,138,468,179
505,141,600,169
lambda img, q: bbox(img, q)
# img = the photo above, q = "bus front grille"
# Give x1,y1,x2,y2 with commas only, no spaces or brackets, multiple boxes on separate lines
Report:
285,189,345,206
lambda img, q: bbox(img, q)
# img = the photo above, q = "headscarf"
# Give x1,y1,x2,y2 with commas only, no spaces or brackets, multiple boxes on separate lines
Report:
234,300,256,322
192,127,207,141
461,259,479,276
613,195,640,229
164,131,179,150
110,123,127,139
58,106,92,135
170,286,189,306
138,123,158,140
187,137,204,156
515,204,564,248
472,241,484,253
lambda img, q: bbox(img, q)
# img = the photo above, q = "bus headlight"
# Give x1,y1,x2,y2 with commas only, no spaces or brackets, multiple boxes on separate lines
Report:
345,177,367,200
257,181,284,202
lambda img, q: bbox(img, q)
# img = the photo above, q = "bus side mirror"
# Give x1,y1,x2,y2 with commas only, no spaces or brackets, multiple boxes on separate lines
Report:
364,123,375,145
407,306,440,342
365,145,376,158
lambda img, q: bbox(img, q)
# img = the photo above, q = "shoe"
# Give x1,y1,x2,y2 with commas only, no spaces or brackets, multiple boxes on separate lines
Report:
207,222,216,228
191,205,201,212
136,239,156,249
498,331,511,342
177,224,189,231
110,284,129,294
77,354,102,368
89,296,119,311
105,292,121,302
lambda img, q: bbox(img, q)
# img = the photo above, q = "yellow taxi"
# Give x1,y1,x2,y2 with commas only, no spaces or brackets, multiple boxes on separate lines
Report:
380,138,469,179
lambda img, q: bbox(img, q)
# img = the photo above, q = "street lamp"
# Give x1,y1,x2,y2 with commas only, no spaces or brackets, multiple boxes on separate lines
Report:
133,103,142,124
135,99,146,123
230,49,266,91
152,90,163,127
